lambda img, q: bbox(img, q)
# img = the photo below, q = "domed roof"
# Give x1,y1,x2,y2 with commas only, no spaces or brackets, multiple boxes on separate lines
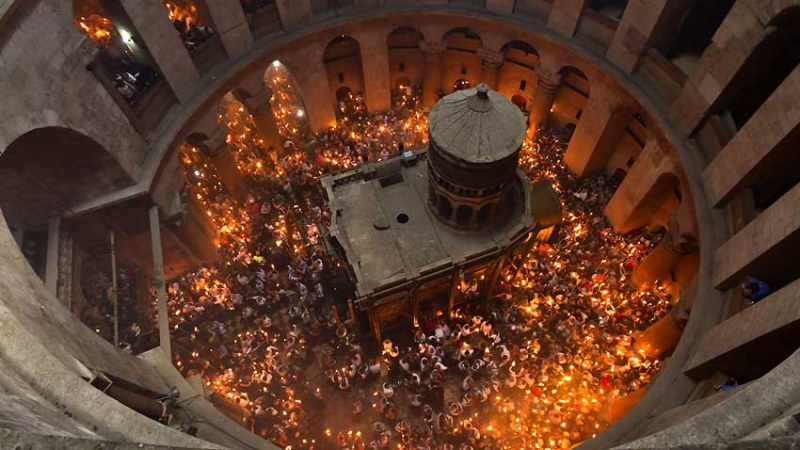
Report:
428,84,527,164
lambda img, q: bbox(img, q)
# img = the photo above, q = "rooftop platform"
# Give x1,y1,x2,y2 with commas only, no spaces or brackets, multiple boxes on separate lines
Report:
321,150,552,298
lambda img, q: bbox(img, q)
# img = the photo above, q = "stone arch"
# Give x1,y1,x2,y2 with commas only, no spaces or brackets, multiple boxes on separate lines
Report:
586,0,630,22
324,35,365,117
453,78,471,91
499,40,540,99
511,94,527,112
455,204,473,227
477,203,494,226
437,195,453,220
552,66,590,130
387,26,425,99
261,60,310,138
0,127,135,230
442,28,483,93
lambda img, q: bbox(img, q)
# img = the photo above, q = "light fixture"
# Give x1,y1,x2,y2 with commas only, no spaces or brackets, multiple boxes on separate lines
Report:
272,60,281,68
119,29,133,44
297,110,305,118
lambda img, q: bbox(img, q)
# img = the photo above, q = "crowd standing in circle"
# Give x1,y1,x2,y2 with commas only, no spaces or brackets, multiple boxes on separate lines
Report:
154,85,672,449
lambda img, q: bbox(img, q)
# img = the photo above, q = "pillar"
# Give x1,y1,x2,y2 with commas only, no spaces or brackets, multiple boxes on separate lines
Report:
235,85,284,156
57,230,74,308
604,136,678,234
149,206,172,358
356,31,392,113
563,92,631,176
685,276,800,380
668,1,771,136
292,56,337,132
119,0,200,102
702,67,800,207
478,49,503,90
602,387,646,424
547,0,587,37
528,70,561,133
45,217,60,296
179,194,218,263
606,0,694,74
633,311,684,359
632,213,697,289
421,40,446,110
713,181,800,289
203,0,253,58
192,126,246,199
275,0,312,30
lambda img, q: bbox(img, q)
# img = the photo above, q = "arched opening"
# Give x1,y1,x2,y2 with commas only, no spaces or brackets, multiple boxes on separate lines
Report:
442,28,482,94
73,0,175,132
456,205,473,227
437,196,453,220
395,77,412,92
552,66,590,131
238,0,282,37
160,0,223,74
511,94,527,112
499,40,540,99
453,78,471,91
477,203,493,227
387,26,425,109
0,127,161,351
658,0,736,74
264,60,310,139
587,0,629,22
0,127,135,231
324,35,366,119
606,111,649,179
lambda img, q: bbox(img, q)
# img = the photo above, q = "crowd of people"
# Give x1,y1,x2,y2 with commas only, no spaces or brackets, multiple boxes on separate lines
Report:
149,85,674,449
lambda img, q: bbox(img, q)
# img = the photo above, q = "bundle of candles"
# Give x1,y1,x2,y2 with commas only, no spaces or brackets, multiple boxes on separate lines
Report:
160,74,673,449
77,14,114,47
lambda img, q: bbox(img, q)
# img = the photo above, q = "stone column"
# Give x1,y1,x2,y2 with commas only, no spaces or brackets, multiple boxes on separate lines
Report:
604,136,678,233
180,193,218,263
57,230,74,309
478,48,504,90
633,310,684,359
275,0,312,30
356,31,392,113
421,41,446,110
712,181,800,289
234,86,284,156
632,215,698,289
45,217,60,296
203,0,253,59
191,126,245,199
563,92,631,176
149,206,171,358
702,67,800,207
118,0,200,102
606,0,694,74
528,70,561,133
292,56,337,132
547,0,587,37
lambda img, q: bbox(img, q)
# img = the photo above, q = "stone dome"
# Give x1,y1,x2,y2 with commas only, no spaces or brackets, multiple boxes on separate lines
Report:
428,84,527,164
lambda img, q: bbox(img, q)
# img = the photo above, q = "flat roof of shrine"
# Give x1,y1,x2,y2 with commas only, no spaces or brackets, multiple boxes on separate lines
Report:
321,150,540,298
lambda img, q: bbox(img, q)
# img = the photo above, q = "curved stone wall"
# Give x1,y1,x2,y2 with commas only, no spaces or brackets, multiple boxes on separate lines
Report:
1,0,798,448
